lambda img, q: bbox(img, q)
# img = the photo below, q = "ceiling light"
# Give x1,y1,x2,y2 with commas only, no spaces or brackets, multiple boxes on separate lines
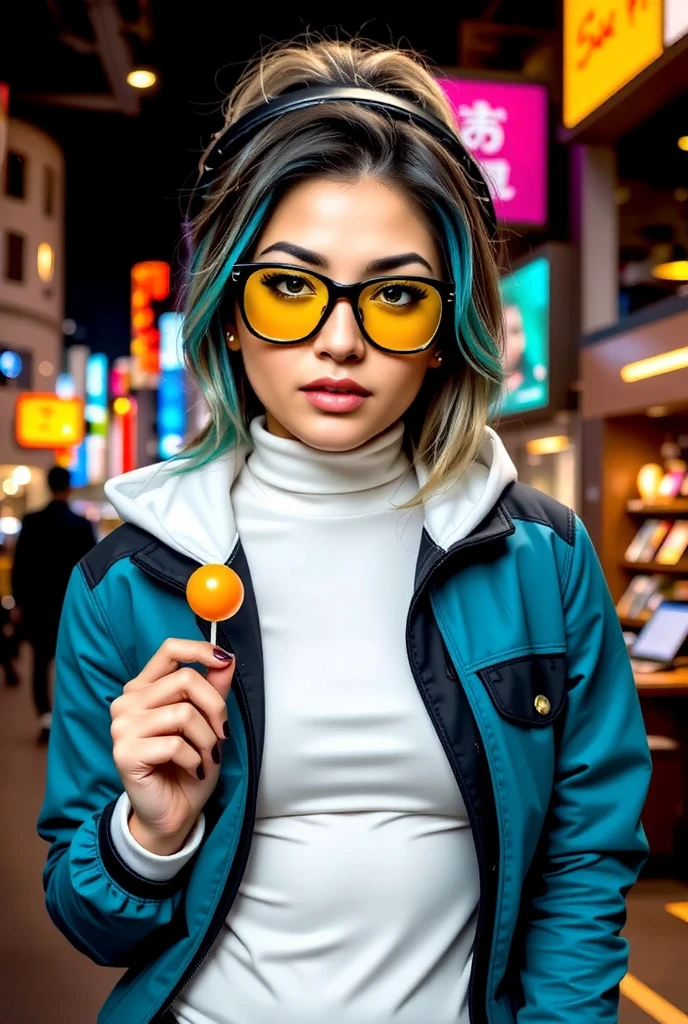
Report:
621,346,688,382
127,69,157,90
678,136,688,151
525,435,570,456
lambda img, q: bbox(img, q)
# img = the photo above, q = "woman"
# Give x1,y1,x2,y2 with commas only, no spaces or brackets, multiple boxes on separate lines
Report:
38,39,651,1024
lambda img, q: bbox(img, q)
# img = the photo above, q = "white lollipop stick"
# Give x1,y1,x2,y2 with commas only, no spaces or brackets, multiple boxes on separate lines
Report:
210,621,217,646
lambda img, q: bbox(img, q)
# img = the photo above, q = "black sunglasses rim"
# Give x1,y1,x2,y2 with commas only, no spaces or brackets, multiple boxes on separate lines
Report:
229,262,455,354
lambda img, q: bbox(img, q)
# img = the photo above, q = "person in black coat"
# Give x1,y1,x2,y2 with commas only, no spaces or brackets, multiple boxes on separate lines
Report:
11,466,96,744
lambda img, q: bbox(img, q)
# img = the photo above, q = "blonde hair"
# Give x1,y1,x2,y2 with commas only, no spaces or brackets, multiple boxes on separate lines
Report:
179,38,505,506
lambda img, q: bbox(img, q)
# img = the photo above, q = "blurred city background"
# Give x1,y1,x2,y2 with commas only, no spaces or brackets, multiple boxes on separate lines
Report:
2,1,688,1021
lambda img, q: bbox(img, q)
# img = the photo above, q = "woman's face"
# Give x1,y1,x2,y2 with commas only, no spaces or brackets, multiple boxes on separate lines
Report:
228,176,444,451
504,302,526,373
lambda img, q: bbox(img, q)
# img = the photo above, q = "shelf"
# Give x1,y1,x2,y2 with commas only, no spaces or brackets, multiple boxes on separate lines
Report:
627,499,688,515
621,561,688,575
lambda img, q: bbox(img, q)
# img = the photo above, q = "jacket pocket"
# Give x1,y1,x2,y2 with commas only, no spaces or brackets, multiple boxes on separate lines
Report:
477,653,567,728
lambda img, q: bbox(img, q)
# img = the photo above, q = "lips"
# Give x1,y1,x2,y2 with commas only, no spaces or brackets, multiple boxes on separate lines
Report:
300,377,372,397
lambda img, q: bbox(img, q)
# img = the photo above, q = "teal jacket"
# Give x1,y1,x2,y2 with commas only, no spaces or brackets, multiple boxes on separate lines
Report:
37,433,651,1024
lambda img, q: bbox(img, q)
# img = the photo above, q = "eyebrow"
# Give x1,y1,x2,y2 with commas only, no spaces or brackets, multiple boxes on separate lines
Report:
258,241,434,274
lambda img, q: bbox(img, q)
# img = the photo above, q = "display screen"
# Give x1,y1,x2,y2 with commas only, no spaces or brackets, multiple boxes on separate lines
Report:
499,256,550,417
632,601,688,664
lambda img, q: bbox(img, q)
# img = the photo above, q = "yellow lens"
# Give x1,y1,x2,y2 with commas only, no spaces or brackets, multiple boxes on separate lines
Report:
359,279,442,351
243,267,328,342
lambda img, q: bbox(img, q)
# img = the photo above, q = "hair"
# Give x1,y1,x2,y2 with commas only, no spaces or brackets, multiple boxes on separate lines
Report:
176,37,505,505
48,466,71,494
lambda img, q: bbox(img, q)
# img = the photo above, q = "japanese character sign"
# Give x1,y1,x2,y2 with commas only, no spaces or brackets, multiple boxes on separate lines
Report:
439,79,548,228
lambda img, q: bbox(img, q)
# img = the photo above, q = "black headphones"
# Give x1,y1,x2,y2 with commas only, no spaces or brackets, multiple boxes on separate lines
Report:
188,85,498,238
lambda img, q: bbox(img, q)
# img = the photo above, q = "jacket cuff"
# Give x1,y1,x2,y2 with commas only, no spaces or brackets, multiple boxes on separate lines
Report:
97,795,204,899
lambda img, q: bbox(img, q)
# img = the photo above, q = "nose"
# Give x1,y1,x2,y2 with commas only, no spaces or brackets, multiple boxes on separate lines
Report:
310,297,366,362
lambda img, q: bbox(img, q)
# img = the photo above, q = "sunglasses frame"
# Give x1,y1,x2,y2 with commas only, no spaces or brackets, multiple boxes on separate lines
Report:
229,262,455,355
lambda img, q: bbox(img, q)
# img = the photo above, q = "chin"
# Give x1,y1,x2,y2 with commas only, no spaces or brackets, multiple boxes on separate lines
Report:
286,412,387,452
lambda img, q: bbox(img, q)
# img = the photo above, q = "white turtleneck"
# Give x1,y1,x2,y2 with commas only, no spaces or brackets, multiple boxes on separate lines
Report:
114,416,480,1024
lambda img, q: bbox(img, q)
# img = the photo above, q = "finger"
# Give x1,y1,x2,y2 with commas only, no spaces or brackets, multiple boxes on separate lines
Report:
205,660,236,701
115,735,204,783
114,703,219,767
130,638,234,688
115,668,229,741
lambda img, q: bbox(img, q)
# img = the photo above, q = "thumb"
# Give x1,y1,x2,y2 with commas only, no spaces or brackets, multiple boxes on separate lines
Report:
206,657,236,698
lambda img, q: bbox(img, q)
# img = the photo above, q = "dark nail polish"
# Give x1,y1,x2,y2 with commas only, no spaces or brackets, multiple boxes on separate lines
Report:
222,720,230,738
211,743,221,764
213,647,235,663
196,764,206,780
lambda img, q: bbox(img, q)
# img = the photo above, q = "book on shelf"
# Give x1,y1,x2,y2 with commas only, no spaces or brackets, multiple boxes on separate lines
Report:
616,574,666,620
655,520,688,565
624,519,672,563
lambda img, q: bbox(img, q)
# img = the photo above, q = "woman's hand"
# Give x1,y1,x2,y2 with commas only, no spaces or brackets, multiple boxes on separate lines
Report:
110,639,236,855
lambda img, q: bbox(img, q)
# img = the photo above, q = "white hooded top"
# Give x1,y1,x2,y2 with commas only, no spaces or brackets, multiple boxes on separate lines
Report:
104,417,517,1024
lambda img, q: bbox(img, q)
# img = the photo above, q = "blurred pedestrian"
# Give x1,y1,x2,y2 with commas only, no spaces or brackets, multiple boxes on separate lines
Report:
12,466,96,744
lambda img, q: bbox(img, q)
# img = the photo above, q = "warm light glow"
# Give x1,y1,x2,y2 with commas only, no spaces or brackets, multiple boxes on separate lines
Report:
676,187,688,202
2,479,18,495
678,136,688,151
127,69,157,89
38,360,53,377
12,466,31,485
37,242,54,283
637,463,664,503
621,346,688,382
114,397,132,416
0,517,21,536
652,260,688,281
15,393,85,449
525,435,570,456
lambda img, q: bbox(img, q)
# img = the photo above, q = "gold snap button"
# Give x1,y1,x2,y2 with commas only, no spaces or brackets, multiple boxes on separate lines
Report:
534,694,551,715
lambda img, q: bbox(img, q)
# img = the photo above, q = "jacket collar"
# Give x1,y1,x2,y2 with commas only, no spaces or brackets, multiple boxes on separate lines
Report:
104,425,517,565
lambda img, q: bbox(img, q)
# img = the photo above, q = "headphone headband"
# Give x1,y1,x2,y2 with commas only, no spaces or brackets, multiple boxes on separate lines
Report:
188,85,497,237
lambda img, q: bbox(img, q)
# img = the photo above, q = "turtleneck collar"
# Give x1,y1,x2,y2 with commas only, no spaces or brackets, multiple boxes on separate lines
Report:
238,415,417,517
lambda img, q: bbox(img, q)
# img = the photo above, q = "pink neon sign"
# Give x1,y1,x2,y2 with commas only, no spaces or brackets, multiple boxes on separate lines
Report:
439,78,548,227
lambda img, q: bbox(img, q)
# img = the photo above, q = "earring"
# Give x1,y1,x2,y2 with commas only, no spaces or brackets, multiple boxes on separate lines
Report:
226,331,235,343
435,352,443,365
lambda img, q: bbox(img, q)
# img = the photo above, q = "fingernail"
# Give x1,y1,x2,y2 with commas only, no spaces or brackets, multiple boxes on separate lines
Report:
222,720,230,738
213,647,235,663
211,743,221,764
196,764,206,780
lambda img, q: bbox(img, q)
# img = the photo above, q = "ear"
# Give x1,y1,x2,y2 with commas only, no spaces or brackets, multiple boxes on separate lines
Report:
224,325,241,352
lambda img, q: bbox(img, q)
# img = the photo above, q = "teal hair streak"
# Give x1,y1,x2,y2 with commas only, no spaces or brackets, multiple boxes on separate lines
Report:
171,197,271,473
435,205,503,387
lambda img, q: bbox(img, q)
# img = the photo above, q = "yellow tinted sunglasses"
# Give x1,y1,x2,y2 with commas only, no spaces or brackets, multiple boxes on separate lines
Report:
230,263,455,354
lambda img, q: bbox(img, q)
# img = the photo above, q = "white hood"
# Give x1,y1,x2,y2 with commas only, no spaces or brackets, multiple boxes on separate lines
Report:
104,426,517,566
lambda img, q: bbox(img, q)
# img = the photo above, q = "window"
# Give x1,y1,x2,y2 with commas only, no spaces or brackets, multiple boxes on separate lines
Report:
43,166,55,217
5,152,26,199
5,233,25,283
0,348,33,389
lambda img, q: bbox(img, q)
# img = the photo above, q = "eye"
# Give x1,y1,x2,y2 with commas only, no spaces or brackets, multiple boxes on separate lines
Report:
371,282,428,307
260,271,317,298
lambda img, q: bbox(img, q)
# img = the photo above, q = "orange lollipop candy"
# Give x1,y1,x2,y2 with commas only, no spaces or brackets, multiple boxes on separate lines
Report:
186,564,244,645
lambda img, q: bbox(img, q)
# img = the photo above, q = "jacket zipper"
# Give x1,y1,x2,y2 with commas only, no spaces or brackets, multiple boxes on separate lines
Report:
406,547,496,1024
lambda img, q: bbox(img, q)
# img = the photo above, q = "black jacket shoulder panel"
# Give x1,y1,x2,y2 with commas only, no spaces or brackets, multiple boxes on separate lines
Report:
500,481,575,547
80,523,157,590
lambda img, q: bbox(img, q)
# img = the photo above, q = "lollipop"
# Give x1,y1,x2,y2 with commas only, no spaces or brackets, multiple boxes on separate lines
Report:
186,564,244,646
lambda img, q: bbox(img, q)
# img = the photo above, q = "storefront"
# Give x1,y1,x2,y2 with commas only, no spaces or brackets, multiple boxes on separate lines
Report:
564,1,688,865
